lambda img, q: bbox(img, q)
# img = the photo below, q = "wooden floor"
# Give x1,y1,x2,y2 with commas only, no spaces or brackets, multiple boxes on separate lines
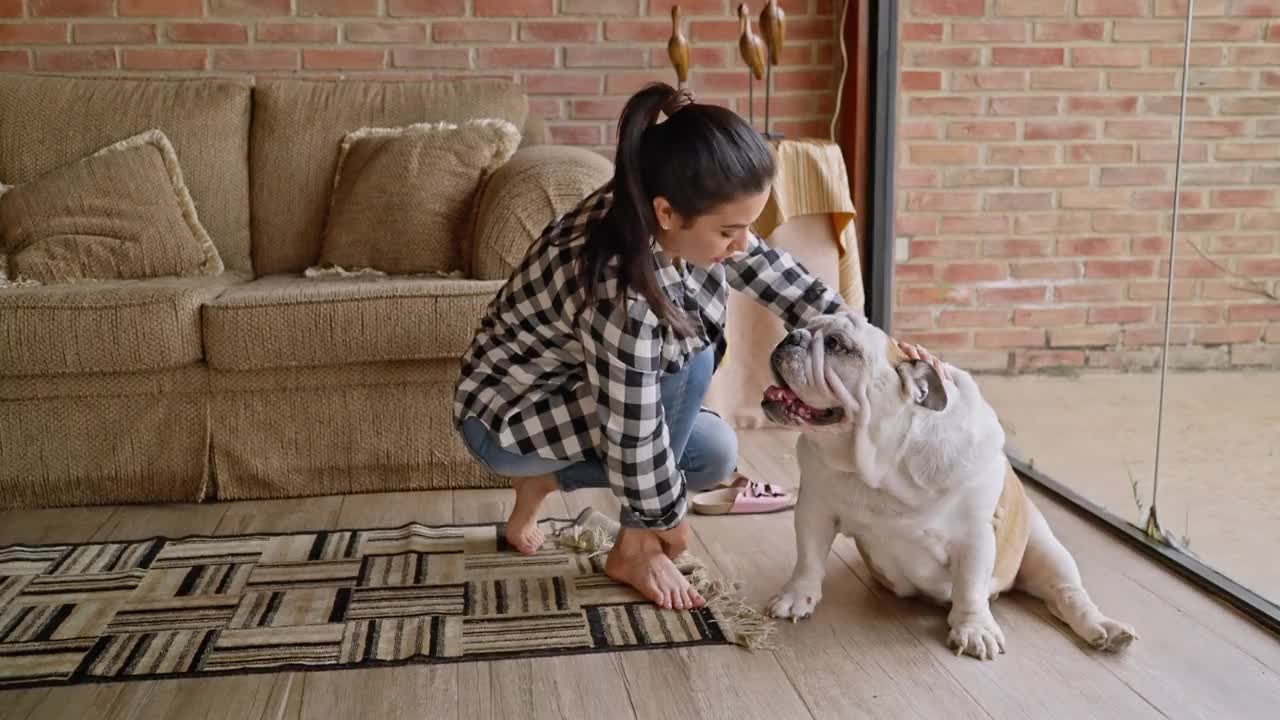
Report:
2,430,1278,720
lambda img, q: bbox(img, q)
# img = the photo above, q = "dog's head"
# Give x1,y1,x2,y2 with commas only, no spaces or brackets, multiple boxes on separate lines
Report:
761,310,949,429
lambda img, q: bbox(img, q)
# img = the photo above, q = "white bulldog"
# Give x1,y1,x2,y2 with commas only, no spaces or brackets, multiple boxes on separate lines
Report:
761,310,1136,659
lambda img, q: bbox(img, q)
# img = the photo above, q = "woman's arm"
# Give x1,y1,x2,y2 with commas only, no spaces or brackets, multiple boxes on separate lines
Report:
722,232,848,329
577,294,687,531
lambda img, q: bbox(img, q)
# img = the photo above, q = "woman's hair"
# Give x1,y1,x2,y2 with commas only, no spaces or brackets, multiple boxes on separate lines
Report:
574,82,776,338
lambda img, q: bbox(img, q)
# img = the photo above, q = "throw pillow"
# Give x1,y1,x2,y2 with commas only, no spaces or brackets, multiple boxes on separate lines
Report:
0,130,223,286
315,118,520,277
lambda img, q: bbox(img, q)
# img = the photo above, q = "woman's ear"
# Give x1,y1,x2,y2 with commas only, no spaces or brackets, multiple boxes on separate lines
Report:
652,196,675,231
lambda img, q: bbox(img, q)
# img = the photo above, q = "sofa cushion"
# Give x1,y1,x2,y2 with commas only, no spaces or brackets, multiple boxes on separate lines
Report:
0,274,245,377
202,274,504,371
250,78,529,276
0,74,252,273
1,129,223,285
318,119,520,276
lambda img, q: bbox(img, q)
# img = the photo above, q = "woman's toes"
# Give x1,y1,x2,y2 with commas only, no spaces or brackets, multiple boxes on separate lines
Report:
687,588,705,608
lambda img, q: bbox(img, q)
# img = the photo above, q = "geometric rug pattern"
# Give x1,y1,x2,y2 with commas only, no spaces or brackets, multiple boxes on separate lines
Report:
0,519,730,689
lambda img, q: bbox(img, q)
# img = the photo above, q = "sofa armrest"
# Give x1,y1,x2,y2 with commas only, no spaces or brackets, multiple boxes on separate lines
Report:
471,145,613,280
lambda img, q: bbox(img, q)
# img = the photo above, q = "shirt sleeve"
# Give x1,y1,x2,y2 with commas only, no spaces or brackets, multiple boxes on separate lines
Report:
576,293,686,531
723,231,847,330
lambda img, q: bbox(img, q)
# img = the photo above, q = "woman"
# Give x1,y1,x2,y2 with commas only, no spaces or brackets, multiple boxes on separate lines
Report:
455,82,851,610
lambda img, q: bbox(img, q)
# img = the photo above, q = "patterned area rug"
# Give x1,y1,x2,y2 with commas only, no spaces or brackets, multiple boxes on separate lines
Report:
0,510,771,690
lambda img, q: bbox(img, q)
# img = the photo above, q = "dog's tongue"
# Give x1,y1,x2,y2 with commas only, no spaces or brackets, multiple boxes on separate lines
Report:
764,385,798,403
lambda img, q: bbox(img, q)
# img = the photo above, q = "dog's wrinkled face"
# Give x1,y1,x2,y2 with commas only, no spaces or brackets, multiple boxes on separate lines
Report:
762,311,947,429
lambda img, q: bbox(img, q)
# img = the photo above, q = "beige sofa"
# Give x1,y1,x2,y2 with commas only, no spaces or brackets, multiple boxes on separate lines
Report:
0,73,613,511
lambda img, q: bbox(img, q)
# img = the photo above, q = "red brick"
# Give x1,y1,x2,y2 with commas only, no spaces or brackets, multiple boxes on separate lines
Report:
952,21,1027,41
986,192,1055,211
1186,120,1248,138
1131,236,1171,255
685,20,738,41
1032,70,1101,90
1086,259,1155,278
1072,47,1144,67
122,48,206,70
1197,326,1265,346
1025,121,1095,140
775,70,834,92
567,0,636,12
1271,21,1280,40
525,72,601,95
1109,72,1179,90
565,98,623,122
896,215,938,236
909,238,980,257
1093,213,1159,233
213,48,298,70
1015,307,1090,326
1212,190,1274,208
30,0,110,16
0,0,19,16
389,48,470,68
1105,119,1175,139
1056,283,1126,302
899,169,940,188
993,47,1064,66
977,329,1046,349
1078,0,1146,15
781,18,840,41
479,47,556,68
738,93,818,118
1012,261,1083,280
1155,258,1219,279
1243,212,1280,230
897,331,974,350
1064,190,1133,209
1034,21,1105,41
35,48,115,70
893,310,936,331
1019,167,1091,187
1049,328,1120,348
1222,97,1280,115
1156,304,1225,324
909,145,980,165
520,21,594,42
989,96,1059,115
988,146,1058,165
1067,96,1138,115
1124,327,1194,346
257,23,338,42
120,0,201,15
475,0,553,16
947,121,1017,140
387,0,464,14
1144,95,1213,114
1138,142,1209,163
942,216,1011,235
0,23,67,44
1101,167,1169,186
902,71,943,91
1270,326,1280,344
1060,237,1128,257
304,48,384,69
951,72,1031,95
0,50,30,69
901,121,942,140
169,23,248,44
1150,46,1225,66
1232,47,1280,66
897,264,940,282
773,120,833,138
1155,0,1229,16
1067,144,1134,163
900,286,975,306
984,238,1052,256
910,47,980,66
1089,306,1152,324
939,310,1012,328
605,20,669,41
1237,0,1280,16
1228,304,1280,322
942,262,1008,283
548,124,602,146
912,0,984,15
691,71,749,93
73,22,156,44
979,286,1051,305
1110,22,1185,42
1195,21,1264,41
604,72,655,94
1191,70,1254,90
1212,236,1274,254
1176,212,1236,231
1264,72,1280,90
903,22,945,41
210,0,291,16
994,0,1068,15
1015,350,1086,370
346,22,426,43
297,0,377,15
1239,258,1280,276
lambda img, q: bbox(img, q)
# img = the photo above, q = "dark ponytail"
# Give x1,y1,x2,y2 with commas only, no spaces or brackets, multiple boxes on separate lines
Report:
573,82,776,338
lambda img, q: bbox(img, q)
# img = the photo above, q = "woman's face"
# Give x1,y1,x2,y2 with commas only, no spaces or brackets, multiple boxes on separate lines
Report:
652,188,771,269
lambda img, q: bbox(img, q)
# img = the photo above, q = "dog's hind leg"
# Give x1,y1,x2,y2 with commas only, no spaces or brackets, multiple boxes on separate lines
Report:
1015,506,1137,652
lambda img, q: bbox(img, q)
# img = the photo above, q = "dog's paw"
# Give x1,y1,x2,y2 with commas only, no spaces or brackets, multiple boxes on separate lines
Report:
947,611,1006,661
767,582,822,622
1084,618,1138,653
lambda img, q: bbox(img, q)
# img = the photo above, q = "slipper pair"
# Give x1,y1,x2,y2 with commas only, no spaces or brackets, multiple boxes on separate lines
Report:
691,473,797,515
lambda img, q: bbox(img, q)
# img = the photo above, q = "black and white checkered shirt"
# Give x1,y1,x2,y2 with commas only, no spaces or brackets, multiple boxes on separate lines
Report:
454,185,846,530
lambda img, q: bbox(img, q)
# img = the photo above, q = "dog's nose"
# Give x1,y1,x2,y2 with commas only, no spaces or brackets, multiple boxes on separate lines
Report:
781,330,808,348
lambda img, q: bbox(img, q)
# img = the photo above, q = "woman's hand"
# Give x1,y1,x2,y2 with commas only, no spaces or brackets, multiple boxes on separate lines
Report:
896,340,950,383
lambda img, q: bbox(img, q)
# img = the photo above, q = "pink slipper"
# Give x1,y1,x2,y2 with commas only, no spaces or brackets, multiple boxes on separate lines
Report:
691,474,797,515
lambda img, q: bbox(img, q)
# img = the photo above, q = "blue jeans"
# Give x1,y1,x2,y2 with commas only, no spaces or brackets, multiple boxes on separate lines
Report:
460,347,737,495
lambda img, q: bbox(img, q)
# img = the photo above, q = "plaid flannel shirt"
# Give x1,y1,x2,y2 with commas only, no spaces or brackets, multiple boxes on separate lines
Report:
454,185,846,530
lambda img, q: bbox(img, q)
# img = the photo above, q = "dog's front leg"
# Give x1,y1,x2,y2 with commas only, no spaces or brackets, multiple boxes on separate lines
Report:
946,531,1006,660
767,491,837,621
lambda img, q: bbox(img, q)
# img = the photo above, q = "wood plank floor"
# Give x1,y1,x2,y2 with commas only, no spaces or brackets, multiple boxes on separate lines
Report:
1,429,1276,720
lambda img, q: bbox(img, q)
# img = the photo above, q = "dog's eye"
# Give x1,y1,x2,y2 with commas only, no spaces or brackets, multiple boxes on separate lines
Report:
824,336,842,352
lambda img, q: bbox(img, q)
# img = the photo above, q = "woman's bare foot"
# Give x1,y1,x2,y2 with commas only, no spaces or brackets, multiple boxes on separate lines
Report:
504,474,558,555
605,528,706,610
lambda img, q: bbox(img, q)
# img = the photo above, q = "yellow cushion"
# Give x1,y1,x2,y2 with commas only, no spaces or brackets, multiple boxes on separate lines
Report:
316,119,520,277
0,130,223,286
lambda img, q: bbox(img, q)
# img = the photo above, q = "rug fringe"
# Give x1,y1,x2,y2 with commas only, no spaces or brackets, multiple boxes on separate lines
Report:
554,508,778,652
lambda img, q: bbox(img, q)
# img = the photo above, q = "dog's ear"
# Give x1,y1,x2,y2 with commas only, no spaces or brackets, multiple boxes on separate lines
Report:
897,360,948,412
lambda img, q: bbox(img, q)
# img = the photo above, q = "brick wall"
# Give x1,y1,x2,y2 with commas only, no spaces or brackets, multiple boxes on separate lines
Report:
894,0,1280,372
0,0,840,152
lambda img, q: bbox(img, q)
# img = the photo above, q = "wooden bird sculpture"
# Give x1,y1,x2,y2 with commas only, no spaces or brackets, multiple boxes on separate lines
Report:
668,6,690,91
759,0,785,136
737,3,766,130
